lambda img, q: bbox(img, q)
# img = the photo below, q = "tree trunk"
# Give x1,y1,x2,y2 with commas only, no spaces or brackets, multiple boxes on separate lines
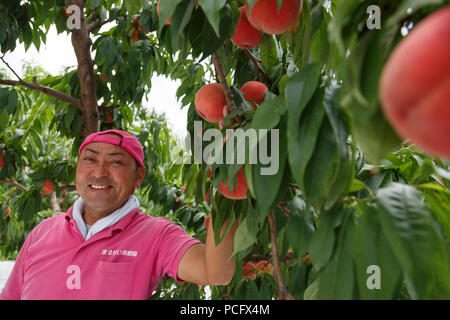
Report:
69,0,100,136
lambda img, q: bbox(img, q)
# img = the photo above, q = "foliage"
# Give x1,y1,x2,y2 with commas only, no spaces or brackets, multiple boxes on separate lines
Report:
0,0,449,300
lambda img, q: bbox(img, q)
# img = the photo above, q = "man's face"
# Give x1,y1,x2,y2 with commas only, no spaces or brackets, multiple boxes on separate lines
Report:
75,141,145,218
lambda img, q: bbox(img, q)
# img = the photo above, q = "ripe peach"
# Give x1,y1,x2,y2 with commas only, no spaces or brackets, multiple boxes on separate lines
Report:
130,27,139,42
242,261,257,280
0,150,4,168
379,6,450,159
256,260,273,274
195,83,227,123
245,0,303,35
231,6,263,49
104,111,114,124
240,81,268,109
41,179,55,195
218,167,248,200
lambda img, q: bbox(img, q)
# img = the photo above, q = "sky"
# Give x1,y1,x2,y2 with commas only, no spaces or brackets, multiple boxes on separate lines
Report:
1,26,188,138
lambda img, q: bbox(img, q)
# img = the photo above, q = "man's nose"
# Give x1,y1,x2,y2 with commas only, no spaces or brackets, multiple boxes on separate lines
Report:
92,161,109,178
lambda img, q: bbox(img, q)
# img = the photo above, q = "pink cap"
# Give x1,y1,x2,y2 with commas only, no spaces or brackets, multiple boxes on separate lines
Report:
78,129,145,168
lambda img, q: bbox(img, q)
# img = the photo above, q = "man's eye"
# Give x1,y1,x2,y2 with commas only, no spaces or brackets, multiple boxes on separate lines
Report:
83,157,95,161
112,160,123,165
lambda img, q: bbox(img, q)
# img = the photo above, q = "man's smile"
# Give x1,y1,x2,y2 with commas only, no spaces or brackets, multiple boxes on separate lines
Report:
88,184,113,191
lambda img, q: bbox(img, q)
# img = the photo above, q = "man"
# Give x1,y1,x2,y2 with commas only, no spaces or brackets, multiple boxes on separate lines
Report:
0,129,238,299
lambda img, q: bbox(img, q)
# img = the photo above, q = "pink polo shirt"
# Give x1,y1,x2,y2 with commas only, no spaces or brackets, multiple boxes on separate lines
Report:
0,207,202,300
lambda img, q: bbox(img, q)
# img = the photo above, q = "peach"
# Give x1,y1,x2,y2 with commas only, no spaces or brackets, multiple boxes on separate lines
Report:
242,261,257,280
130,27,139,42
41,179,55,195
256,260,273,274
240,80,268,109
104,111,114,124
218,167,248,200
195,83,227,123
245,0,303,35
379,6,450,159
0,150,4,168
231,6,263,49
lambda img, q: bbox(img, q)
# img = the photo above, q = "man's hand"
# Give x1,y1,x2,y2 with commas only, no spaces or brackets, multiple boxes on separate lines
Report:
177,216,239,285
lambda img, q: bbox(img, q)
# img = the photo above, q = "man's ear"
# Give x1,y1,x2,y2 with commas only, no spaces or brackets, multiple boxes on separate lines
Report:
135,167,146,189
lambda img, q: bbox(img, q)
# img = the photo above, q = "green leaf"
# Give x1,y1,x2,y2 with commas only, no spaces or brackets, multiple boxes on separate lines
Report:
232,210,258,257
322,85,353,209
340,30,402,163
285,63,321,189
318,209,355,299
310,9,330,65
353,206,402,299
6,89,18,115
423,190,450,241
386,0,445,27
251,95,286,130
308,209,336,271
286,198,315,260
0,108,8,132
303,117,339,207
352,108,402,164
125,0,144,15
197,0,226,37
376,183,450,299
252,127,287,217
89,0,101,9
291,0,312,68
170,0,197,51
348,178,368,193
304,279,319,300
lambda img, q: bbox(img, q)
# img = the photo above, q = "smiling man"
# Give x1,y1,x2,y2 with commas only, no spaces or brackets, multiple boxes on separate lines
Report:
0,129,238,300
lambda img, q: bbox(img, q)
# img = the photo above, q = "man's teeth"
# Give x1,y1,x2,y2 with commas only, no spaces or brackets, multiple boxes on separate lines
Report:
90,185,110,190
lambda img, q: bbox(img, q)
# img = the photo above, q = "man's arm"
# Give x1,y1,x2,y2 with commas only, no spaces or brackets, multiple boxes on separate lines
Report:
177,216,239,286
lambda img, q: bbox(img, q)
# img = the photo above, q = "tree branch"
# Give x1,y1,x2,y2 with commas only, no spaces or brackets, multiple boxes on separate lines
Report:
49,191,62,213
98,104,120,113
243,49,272,87
0,178,27,192
0,78,83,110
268,211,295,300
60,184,77,192
211,52,238,116
277,202,290,217
0,55,23,82
87,16,111,33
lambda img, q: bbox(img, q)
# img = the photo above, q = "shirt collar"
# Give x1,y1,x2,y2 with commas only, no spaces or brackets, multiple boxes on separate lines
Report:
65,195,140,240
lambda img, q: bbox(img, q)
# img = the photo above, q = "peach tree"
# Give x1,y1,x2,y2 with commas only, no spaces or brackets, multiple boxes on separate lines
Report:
0,0,449,299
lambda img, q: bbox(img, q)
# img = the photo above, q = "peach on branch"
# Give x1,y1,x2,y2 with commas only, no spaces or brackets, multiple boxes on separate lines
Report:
195,83,227,123
379,6,450,159
242,261,257,280
240,80,268,109
41,179,55,195
245,0,303,35
0,150,4,168
218,167,248,200
231,6,263,49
